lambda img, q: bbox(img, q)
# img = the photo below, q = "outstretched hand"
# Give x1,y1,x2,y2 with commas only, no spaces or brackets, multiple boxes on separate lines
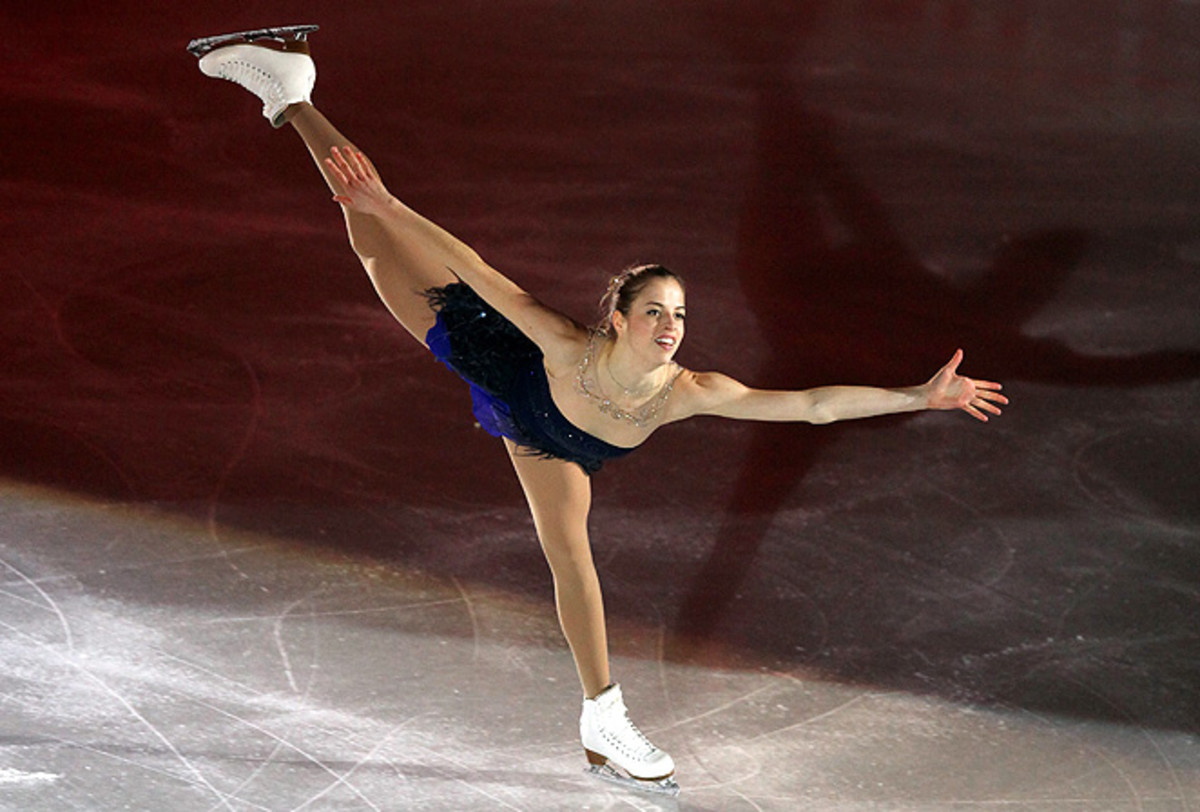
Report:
324,146,394,216
924,349,1008,422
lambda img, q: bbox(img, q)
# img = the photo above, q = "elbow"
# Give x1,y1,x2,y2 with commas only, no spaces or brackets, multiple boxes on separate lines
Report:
804,399,838,425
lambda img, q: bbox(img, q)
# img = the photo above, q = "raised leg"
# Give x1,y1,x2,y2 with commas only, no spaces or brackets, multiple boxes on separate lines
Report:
284,103,457,343
191,33,458,344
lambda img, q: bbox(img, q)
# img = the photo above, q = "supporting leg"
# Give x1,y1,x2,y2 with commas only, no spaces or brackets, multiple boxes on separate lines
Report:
501,451,680,790
504,442,611,698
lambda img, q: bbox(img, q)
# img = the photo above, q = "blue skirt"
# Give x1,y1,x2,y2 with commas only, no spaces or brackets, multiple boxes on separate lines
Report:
424,283,634,474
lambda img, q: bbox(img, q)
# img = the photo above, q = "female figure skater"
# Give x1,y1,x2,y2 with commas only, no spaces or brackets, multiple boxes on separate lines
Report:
188,27,1007,796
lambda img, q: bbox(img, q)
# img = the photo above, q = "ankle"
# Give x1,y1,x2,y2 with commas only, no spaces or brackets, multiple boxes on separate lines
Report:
585,682,615,701
279,101,310,126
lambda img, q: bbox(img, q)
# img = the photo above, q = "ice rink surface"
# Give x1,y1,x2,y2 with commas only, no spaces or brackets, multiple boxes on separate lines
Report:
1,2,1198,809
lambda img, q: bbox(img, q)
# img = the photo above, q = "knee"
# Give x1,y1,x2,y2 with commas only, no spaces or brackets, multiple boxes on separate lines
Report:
350,233,387,264
344,214,396,264
538,533,596,580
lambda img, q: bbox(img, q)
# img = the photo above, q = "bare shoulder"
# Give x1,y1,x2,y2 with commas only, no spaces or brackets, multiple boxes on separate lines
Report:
540,319,593,377
665,369,749,421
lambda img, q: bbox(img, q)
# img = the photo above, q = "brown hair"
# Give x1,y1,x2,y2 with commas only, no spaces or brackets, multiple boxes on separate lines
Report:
597,264,685,334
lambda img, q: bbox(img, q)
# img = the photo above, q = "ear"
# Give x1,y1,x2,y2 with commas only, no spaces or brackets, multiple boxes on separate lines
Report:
610,309,627,337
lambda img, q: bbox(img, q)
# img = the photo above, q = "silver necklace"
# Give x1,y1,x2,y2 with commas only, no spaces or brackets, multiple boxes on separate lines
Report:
574,333,681,428
604,354,655,399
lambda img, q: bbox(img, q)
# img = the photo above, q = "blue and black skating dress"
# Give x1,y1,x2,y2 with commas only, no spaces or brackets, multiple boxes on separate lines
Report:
425,283,634,475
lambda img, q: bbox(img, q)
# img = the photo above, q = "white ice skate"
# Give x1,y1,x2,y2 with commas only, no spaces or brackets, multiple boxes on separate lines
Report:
187,25,318,127
580,684,680,797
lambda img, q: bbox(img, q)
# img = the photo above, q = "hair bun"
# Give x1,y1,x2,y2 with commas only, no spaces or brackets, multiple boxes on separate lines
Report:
596,264,684,333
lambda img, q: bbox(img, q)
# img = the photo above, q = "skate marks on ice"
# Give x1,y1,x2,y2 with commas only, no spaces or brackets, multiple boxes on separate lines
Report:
0,488,595,810
585,762,681,799
1072,424,1200,528
580,661,1200,811
0,767,60,787
2,488,1198,809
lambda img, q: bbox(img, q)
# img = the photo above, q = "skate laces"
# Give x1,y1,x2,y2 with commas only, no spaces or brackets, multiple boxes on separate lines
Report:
213,58,285,106
607,708,659,760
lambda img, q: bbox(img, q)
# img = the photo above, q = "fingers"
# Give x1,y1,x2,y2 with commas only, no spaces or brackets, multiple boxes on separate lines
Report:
973,384,1009,407
947,348,964,372
964,404,989,422
324,146,378,209
964,392,998,421
326,146,353,183
332,145,357,177
963,384,1007,422
943,350,1009,423
324,146,370,187
324,154,350,188
935,348,964,379
350,147,375,178
974,398,1003,417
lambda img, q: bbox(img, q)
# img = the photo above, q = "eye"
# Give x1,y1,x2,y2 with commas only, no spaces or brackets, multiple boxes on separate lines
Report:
646,307,661,317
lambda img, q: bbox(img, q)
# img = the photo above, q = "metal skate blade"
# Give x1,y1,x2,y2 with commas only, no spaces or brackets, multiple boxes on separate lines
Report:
585,763,681,798
187,25,319,57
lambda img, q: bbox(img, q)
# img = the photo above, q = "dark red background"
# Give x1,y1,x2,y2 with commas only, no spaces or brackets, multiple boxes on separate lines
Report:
3,2,1198,733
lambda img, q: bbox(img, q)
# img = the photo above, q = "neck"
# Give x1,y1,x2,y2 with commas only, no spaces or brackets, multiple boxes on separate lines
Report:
602,336,666,397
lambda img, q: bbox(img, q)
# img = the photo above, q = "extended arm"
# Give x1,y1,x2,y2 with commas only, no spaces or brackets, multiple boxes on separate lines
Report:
324,146,583,362
679,349,1007,424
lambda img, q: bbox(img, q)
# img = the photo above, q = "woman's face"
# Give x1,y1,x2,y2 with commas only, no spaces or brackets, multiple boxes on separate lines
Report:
613,277,686,362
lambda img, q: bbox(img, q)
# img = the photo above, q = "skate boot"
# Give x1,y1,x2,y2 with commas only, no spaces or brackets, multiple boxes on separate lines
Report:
188,25,318,127
580,684,680,797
